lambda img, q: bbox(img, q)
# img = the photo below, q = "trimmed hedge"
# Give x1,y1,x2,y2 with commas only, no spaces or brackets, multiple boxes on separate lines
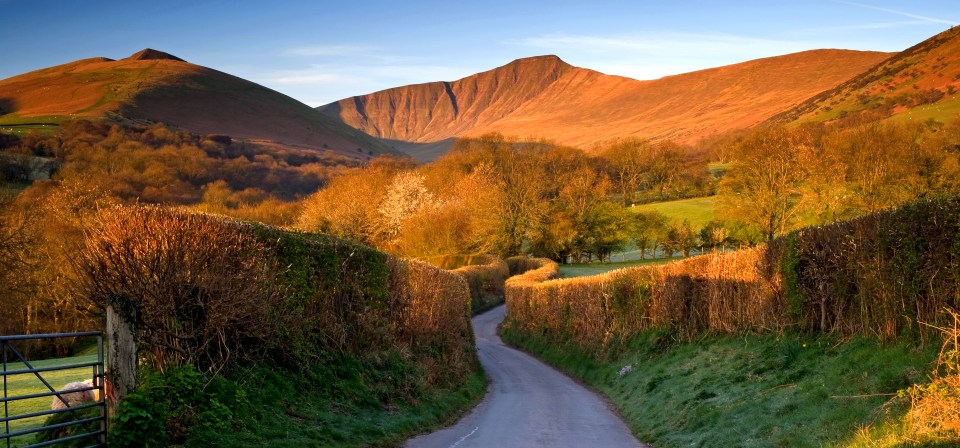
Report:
79,206,474,386
505,197,960,354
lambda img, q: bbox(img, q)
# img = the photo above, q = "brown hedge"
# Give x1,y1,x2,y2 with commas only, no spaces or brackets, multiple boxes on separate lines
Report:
78,206,474,386
505,197,960,353
451,254,510,313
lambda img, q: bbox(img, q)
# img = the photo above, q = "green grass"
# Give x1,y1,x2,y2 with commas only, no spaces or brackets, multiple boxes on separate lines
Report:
0,114,71,136
501,327,941,447
181,365,487,448
632,196,717,228
3,354,102,447
558,257,677,278
886,95,960,124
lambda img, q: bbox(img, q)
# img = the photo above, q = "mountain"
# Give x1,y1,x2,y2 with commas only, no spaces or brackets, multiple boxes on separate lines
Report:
0,49,393,157
319,50,891,159
773,27,960,126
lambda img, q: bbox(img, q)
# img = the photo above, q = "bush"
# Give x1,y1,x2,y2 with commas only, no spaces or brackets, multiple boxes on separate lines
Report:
110,366,244,448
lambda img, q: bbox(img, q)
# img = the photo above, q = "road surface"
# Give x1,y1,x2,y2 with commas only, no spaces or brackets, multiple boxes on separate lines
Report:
406,305,646,448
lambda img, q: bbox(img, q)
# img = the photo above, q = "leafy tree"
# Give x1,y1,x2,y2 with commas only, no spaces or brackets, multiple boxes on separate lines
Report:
719,126,809,241
662,219,699,258
699,220,730,253
579,201,632,262
629,211,668,259
601,138,651,204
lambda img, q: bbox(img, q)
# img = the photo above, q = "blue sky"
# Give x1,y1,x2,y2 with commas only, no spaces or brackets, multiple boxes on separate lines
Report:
1,0,957,106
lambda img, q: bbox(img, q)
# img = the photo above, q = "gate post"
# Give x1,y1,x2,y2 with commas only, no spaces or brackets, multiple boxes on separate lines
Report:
106,305,136,403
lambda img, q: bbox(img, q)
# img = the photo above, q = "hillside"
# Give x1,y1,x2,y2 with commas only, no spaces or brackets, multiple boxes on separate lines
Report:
776,26,960,126
0,49,393,157
320,50,890,159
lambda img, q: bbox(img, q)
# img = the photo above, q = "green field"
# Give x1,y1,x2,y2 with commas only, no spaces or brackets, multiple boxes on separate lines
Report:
557,257,678,278
0,114,71,136
886,95,960,124
3,353,102,447
631,196,717,228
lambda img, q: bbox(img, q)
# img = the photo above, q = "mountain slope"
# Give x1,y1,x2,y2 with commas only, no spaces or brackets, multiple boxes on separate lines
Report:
0,49,393,157
320,50,891,157
774,27,960,126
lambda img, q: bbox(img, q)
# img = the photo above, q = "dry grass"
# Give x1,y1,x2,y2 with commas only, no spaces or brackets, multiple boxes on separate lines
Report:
904,311,960,441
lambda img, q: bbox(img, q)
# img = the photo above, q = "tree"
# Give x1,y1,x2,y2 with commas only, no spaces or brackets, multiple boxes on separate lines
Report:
579,202,631,262
663,220,699,258
699,220,730,253
379,171,434,241
601,138,651,204
629,211,668,259
826,122,916,214
719,126,808,241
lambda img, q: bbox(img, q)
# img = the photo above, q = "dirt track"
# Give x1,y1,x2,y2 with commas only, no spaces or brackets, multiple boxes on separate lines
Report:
406,305,646,448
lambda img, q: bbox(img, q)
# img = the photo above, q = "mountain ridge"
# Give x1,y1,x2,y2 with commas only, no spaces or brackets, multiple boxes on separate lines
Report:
320,49,892,158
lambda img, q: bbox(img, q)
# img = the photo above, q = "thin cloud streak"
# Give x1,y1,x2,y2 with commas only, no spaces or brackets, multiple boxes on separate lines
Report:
283,45,379,57
834,1,959,25
247,62,471,106
509,33,830,57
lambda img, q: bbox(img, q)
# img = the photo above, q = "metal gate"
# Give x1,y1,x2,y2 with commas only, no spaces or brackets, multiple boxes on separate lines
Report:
1,332,106,448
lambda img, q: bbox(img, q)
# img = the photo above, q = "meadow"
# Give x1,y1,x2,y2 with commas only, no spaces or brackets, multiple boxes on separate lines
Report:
631,196,717,228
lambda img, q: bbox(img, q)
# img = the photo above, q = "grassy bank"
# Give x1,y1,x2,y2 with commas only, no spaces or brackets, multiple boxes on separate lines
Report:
501,326,939,447
166,364,487,447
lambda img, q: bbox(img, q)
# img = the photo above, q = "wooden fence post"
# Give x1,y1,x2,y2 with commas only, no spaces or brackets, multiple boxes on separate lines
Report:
106,305,137,403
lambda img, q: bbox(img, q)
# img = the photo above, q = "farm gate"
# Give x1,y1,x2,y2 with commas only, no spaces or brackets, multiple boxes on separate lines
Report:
1,332,106,448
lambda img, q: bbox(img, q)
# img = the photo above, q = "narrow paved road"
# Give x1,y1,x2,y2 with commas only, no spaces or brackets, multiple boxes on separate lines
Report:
406,305,646,448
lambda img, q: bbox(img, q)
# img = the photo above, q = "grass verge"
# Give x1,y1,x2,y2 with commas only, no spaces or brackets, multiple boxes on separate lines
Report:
188,365,485,448
501,325,940,447
105,362,486,448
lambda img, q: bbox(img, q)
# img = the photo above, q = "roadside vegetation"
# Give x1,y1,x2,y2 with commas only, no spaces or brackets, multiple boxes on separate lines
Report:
502,326,940,447
503,196,960,445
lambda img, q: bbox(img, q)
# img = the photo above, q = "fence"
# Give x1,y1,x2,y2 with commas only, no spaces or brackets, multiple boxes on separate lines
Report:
1,332,106,448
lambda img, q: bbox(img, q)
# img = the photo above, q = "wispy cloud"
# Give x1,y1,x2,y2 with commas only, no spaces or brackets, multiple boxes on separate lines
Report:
509,32,827,58
833,1,959,25
239,59,470,106
282,45,379,57
508,32,832,80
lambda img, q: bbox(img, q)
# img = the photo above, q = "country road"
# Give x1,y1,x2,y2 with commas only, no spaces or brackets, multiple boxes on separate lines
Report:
406,305,646,448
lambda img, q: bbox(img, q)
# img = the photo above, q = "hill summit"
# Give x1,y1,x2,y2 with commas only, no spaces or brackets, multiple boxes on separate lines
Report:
0,49,392,157
124,48,186,62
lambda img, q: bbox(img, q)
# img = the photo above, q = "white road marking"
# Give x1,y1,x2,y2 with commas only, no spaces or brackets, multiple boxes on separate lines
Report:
449,426,479,448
